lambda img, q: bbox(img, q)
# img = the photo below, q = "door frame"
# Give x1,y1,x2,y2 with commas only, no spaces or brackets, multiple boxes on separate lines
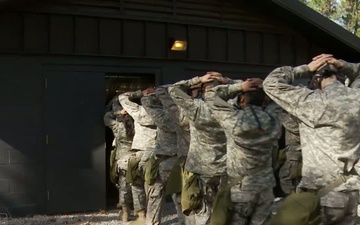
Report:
42,63,162,214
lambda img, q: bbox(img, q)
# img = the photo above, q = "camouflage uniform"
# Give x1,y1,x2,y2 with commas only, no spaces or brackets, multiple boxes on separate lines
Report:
278,112,302,195
205,83,281,225
343,64,360,219
119,91,157,214
156,86,192,225
169,77,227,225
158,86,196,225
103,111,133,208
263,63,360,224
141,89,182,225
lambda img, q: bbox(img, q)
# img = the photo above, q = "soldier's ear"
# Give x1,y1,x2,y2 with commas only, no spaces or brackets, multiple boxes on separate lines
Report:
239,95,246,105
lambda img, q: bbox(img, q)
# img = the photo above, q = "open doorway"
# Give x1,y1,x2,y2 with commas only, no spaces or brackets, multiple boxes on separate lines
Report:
104,73,155,209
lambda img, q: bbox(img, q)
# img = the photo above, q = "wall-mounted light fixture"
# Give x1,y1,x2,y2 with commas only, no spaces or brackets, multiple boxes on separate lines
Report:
169,38,187,51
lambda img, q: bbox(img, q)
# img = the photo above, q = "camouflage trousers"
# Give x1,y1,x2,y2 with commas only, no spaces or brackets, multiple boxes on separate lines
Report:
230,184,274,225
319,190,358,225
145,156,185,225
117,170,133,207
117,153,133,207
279,150,302,195
127,150,153,213
194,175,228,225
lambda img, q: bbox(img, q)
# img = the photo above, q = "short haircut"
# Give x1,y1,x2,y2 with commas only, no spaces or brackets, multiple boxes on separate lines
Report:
242,88,266,107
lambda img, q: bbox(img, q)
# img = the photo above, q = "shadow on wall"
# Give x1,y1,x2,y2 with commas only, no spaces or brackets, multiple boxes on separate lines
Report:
0,136,106,217
0,103,106,216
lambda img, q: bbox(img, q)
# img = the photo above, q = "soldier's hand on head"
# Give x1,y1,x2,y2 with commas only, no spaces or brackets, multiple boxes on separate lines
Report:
312,53,333,61
308,54,333,72
142,87,156,96
215,76,231,84
200,71,222,83
120,108,127,115
241,78,263,92
327,57,345,69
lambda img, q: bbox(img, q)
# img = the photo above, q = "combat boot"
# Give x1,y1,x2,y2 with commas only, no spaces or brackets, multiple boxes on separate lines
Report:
129,210,146,225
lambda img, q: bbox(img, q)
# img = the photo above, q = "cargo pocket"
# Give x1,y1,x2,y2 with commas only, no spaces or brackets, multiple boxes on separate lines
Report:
320,191,349,224
230,187,259,218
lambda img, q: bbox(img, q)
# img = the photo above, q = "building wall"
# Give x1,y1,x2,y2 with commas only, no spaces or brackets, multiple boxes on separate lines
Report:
0,57,45,216
0,0,340,216
0,0,327,65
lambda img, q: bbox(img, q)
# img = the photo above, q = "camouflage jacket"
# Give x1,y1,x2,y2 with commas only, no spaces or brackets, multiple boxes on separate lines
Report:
103,111,132,158
118,91,157,152
205,83,281,189
279,111,301,151
263,64,360,191
343,61,360,89
169,77,227,176
155,86,190,156
141,93,178,156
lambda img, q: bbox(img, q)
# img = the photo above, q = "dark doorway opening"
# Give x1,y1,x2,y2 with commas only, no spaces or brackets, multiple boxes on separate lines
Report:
105,73,155,209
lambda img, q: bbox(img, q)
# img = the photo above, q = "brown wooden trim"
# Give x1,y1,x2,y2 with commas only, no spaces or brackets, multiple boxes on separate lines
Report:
0,51,286,67
0,9,295,35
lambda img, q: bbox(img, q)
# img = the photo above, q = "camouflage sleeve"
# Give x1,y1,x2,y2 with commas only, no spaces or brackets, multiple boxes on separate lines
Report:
206,83,244,102
173,76,201,87
126,90,143,101
141,94,174,132
155,86,180,123
264,102,283,120
155,86,177,111
168,86,200,122
172,76,202,92
263,65,321,127
204,84,242,128
103,111,120,136
226,78,244,84
279,111,300,133
119,91,156,126
118,91,143,121
338,60,360,84
204,84,241,112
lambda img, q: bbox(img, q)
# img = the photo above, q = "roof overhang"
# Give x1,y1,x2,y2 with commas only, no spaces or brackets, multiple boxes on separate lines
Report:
272,0,360,54
244,0,360,61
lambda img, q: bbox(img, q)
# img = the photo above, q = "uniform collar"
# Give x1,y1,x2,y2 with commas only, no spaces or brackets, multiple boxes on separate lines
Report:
322,80,342,90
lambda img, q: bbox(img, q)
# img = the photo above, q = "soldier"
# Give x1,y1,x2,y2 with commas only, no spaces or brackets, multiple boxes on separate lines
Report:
140,87,185,225
337,60,360,220
155,86,193,225
166,84,198,225
278,112,302,195
205,79,282,225
103,97,134,222
263,54,360,224
168,72,227,225
118,88,157,225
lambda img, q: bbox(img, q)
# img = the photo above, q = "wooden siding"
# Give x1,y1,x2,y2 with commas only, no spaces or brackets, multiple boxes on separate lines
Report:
0,0,328,65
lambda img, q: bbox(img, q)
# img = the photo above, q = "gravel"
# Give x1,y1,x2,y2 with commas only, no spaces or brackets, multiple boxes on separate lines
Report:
0,202,179,225
2,199,360,225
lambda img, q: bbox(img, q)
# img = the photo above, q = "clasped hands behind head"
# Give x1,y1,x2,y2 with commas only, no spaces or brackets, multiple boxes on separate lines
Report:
141,72,263,95
308,54,345,89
